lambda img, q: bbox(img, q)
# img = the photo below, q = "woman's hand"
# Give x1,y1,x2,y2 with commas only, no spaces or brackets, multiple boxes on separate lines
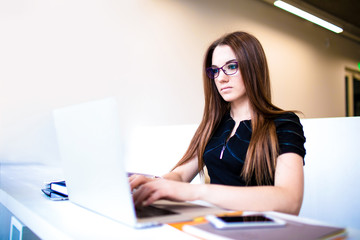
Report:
129,174,155,192
128,156,200,207
130,176,196,207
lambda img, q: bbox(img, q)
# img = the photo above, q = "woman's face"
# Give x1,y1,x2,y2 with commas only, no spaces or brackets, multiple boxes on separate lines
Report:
212,45,247,105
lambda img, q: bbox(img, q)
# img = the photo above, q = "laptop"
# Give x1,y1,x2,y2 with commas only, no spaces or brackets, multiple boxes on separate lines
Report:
53,97,223,228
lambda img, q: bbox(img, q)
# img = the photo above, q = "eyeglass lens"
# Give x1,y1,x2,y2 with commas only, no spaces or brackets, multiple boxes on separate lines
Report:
206,62,238,79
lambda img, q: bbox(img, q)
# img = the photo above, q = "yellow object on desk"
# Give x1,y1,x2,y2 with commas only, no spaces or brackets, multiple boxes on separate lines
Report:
168,216,208,231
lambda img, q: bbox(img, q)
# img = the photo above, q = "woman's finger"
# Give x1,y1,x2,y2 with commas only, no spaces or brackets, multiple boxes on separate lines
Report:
133,183,155,207
129,175,151,190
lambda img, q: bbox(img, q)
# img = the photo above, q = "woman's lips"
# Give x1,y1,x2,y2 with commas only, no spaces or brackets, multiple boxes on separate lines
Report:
221,86,232,92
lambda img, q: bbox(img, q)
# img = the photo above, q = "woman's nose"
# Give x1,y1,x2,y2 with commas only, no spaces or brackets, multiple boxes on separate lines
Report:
216,69,229,82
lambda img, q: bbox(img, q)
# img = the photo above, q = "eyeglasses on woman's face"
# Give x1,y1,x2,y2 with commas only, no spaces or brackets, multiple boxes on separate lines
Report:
206,60,239,80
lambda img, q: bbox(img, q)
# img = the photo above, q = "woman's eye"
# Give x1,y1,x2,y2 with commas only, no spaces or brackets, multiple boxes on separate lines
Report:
212,68,219,74
227,63,238,70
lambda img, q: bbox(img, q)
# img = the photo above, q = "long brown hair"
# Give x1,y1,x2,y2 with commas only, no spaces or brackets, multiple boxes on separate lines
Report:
174,31,289,185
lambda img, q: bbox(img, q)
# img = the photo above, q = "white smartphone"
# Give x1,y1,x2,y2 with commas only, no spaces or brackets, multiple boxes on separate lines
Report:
206,214,286,229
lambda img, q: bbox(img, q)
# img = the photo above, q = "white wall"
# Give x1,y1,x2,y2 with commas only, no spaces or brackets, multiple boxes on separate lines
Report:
0,0,360,164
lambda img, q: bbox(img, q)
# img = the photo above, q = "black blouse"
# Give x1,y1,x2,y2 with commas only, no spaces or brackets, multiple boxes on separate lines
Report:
203,112,306,186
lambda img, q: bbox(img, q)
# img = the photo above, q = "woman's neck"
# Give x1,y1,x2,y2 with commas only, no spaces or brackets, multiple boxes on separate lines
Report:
230,99,252,123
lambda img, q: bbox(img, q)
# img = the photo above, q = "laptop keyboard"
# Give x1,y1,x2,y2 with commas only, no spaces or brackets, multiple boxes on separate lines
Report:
135,205,178,218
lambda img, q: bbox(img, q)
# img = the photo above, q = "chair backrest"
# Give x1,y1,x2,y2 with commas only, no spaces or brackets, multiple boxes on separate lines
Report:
125,124,203,183
299,117,360,229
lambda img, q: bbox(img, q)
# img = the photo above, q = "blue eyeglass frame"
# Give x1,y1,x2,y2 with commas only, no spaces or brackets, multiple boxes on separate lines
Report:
206,60,239,79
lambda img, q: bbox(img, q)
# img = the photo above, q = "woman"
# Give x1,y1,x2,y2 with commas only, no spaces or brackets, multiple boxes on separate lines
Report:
130,31,306,215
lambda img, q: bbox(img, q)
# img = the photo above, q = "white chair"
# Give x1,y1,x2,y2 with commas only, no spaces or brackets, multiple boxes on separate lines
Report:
124,124,203,183
299,117,360,229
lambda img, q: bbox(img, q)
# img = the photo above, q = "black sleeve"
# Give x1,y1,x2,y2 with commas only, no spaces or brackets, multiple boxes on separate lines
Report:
274,113,306,162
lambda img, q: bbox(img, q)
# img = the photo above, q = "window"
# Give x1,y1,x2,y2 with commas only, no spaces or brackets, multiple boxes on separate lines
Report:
345,68,360,116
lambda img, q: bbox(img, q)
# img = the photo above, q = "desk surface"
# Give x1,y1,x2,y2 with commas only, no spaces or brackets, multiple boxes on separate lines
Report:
1,163,359,240
0,163,200,240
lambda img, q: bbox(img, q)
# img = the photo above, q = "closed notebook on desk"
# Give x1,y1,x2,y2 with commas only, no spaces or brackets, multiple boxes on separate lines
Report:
182,217,347,240
53,97,223,229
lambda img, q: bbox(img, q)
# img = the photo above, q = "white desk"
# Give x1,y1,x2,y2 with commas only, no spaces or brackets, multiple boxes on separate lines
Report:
1,163,359,240
0,163,199,240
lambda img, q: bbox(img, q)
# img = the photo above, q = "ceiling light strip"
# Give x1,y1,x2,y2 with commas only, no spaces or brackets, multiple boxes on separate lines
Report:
274,0,343,33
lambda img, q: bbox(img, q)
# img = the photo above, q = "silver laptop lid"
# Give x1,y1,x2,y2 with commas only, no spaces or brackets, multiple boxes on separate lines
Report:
53,97,137,227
